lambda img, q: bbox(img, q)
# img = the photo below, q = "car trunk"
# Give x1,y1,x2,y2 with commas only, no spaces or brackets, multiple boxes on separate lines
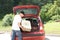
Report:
20,17,40,38
21,18,39,32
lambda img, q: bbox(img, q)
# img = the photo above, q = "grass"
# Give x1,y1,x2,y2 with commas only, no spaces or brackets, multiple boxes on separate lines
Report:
44,22,60,34
0,26,11,33
0,20,11,32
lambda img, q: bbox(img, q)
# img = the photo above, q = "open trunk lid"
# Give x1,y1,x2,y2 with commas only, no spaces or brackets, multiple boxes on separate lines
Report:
13,5,40,18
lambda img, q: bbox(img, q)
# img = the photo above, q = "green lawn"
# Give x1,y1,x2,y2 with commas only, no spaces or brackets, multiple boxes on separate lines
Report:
44,22,60,34
0,20,11,32
0,26,11,32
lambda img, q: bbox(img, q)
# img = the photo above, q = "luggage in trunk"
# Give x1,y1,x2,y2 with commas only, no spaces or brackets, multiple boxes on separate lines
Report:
21,20,31,32
21,18,39,32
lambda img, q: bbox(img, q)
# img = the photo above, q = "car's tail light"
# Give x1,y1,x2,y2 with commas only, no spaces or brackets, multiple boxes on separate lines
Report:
40,26,43,30
38,16,44,34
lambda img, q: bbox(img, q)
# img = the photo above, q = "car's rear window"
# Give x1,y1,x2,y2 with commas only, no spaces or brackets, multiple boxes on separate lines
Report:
16,8,37,14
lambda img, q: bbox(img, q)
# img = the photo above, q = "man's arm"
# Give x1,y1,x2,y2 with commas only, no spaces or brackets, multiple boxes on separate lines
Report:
18,22,23,29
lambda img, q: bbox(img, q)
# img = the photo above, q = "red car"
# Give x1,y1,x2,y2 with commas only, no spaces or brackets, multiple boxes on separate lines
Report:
13,5,45,40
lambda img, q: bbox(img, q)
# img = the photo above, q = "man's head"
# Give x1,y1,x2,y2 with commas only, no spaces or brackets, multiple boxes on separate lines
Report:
19,11,25,17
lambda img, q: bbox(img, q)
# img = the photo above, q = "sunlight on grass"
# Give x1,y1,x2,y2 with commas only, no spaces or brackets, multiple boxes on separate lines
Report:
44,22,60,34
0,26,11,32
0,20,12,32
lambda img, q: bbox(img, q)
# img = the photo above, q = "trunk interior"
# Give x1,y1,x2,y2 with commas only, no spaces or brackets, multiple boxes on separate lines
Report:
21,18,39,32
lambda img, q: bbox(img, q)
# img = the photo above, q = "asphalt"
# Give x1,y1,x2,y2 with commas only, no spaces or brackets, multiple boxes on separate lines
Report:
46,34,60,37
0,32,60,40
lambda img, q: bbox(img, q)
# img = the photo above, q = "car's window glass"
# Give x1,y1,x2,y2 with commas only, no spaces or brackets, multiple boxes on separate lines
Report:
16,8,37,14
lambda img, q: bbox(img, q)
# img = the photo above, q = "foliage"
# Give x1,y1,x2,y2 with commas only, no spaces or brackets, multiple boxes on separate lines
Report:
56,0,60,7
51,15,60,21
40,3,54,23
2,14,14,26
53,7,60,15
18,0,54,6
0,0,14,19
47,20,55,23
40,1,60,23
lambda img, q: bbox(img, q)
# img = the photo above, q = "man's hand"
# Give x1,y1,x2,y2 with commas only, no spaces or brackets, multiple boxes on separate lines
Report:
18,22,22,28
18,22,25,31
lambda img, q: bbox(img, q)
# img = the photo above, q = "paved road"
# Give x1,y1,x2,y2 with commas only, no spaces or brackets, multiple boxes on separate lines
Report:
0,32,60,40
45,36,60,40
0,32,11,40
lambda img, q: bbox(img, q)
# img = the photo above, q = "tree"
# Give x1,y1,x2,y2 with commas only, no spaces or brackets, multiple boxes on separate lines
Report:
0,0,14,19
40,1,58,23
40,3,53,23
56,0,60,7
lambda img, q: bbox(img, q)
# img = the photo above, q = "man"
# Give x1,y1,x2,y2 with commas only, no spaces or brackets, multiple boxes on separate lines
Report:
11,11,25,40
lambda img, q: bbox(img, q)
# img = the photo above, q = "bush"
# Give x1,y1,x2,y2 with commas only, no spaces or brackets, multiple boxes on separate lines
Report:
2,14,14,26
47,20,55,23
51,15,60,21
40,3,54,23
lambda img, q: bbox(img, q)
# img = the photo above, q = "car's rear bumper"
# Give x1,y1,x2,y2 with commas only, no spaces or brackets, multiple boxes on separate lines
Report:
15,33,45,40
23,36,45,40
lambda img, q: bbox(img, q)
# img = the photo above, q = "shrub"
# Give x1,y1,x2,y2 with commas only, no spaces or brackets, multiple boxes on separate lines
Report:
47,20,55,23
51,15,60,21
40,3,54,23
2,14,14,26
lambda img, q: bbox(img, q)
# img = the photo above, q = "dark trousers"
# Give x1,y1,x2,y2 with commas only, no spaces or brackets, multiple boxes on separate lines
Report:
11,30,22,40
